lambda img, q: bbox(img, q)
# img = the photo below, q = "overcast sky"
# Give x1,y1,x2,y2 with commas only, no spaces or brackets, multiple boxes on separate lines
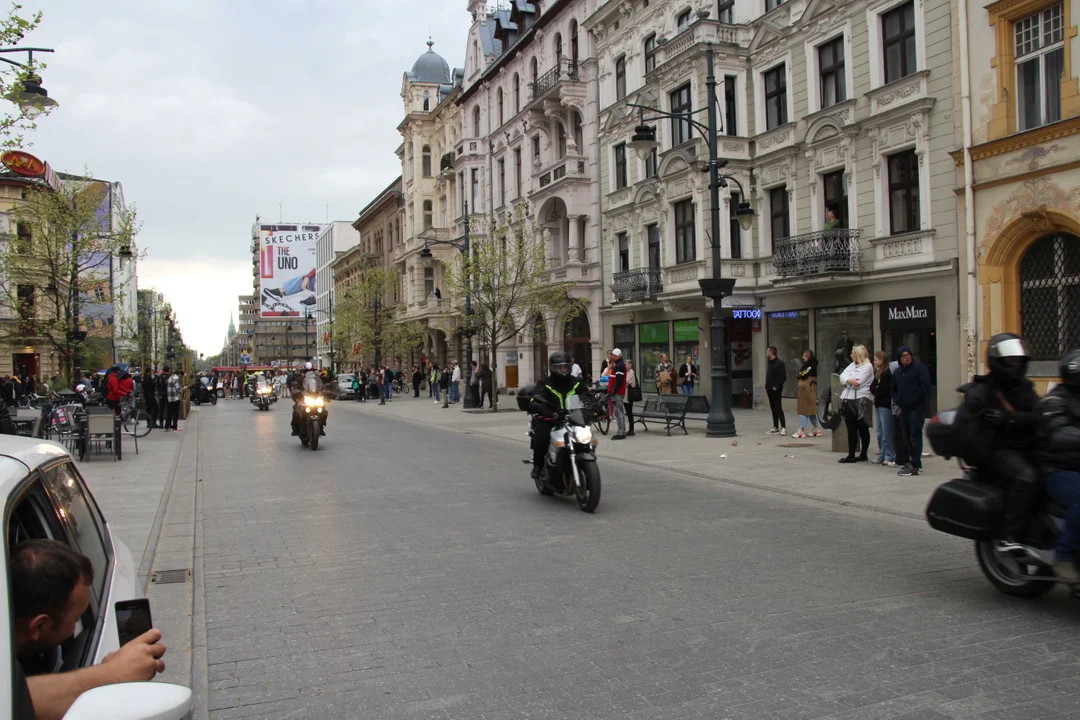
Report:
24,1,470,356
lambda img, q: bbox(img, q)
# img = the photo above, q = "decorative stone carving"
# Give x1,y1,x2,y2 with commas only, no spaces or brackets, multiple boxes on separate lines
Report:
759,128,792,151
722,140,745,153
754,37,789,67
803,10,846,43
881,237,923,258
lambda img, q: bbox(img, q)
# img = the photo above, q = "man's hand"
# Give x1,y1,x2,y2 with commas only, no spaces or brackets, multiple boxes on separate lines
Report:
101,629,167,682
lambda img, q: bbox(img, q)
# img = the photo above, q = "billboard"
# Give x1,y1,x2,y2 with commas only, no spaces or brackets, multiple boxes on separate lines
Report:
258,224,325,318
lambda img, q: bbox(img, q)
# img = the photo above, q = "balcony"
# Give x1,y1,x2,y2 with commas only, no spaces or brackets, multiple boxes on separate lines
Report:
534,59,581,98
773,229,863,278
612,268,663,303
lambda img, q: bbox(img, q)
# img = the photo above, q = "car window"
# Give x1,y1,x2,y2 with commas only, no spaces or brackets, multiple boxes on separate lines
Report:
40,463,110,607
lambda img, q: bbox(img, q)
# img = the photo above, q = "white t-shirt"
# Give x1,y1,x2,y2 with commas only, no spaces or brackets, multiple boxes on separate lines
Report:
571,363,582,378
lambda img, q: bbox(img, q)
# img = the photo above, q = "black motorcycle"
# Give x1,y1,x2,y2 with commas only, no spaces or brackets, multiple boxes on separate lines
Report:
191,382,217,406
520,389,601,513
293,387,328,450
925,411,1069,598
252,381,273,411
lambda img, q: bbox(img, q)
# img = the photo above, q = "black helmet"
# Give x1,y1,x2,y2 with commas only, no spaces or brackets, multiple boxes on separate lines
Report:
549,351,572,377
986,333,1031,386
1060,349,1080,390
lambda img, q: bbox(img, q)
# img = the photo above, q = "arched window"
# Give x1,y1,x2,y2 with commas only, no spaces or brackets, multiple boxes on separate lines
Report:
421,145,432,177
615,55,627,100
423,200,433,230
497,87,504,126
570,20,579,66
472,106,481,137
557,122,567,158
1020,233,1080,359
644,34,657,73
514,73,521,112
554,33,562,68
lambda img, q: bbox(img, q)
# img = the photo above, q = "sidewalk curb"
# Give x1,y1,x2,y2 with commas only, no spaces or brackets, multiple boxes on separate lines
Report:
340,401,928,524
137,431,186,593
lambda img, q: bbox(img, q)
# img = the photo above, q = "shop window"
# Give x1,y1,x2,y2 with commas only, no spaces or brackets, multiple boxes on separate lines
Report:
617,232,630,272
673,319,700,391
674,199,696,263
764,64,788,130
615,55,627,100
614,142,627,189
1015,3,1064,131
818,36,846,109
767,310,808,398
638,321,669,393
670,83,692,146
613,324,636,375
882,2,917,83
1020,233,1080,360
815,305,874,378
822,170,847,229
887,149,920,234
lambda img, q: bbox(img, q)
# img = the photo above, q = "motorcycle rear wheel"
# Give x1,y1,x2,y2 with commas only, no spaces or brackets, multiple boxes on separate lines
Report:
575,461,601,513
975,540,1054,598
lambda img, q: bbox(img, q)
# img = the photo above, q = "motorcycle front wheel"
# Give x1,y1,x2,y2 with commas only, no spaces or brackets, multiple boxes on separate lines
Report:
535,467,553,496
974,540,1054,598
309,420,321,450
575,460,601,513
210,394,217,406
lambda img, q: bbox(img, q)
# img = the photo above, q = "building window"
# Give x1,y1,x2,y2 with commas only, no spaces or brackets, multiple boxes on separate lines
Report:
674,199,696,263
572,111,583,151
554,32,562,67
531,57,538,92
614,142,627,189
617,232,630,272
677,8,692,29
769,186,789,253
718,0,733,23
423,200,433,229
887,149,920,235
558,122,567,158
764,64,787,130
532,135,541,159
766,0,787,9
882,2,916,84
647,223,661,268
570,20,579,65
728,191,743,259
643,126,658,178
422,91,430,111
1016,3,1064,131
497,88,504,126
471,168,480,212
498,159,506,207
615,55,627,100
17,284,33,324
1020,232,1080,360
818,36,846,108
514,73,521,112
472,106,481,136
421,145,432,177
670,83,692,146
514,148,522,198
822,170,848,228
15,221,31,251
424,268,435,297
644,34,657,74
724,75,738,136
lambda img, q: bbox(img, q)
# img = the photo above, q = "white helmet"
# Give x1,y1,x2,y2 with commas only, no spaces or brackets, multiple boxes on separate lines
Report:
304,362,313,371
75,384,86,392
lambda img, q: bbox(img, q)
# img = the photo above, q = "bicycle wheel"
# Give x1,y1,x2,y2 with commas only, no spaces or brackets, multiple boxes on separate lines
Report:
125,410,153,437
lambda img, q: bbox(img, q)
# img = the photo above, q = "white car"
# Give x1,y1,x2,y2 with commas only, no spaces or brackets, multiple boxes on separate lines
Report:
0,436,191,719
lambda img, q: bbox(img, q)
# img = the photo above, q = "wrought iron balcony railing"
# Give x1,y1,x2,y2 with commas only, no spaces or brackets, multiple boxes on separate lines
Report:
534,59,580,97
773,229,863,277
612,268,663,303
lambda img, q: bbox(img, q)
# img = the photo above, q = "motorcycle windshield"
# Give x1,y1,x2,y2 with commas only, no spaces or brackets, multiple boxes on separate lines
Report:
565,394,586,426
256,378,269,389
303,375,320,394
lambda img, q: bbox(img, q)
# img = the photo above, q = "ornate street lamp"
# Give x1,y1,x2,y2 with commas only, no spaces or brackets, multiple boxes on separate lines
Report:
0,48,57,118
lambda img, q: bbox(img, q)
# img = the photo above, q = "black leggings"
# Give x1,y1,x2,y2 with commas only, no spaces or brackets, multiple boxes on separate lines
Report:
845,414,871,458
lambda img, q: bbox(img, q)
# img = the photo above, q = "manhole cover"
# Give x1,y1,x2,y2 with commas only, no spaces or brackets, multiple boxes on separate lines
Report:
151,569,191,584
777,443,815,448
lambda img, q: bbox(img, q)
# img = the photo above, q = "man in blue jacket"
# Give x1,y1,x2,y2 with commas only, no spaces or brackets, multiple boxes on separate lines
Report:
891,346,931,476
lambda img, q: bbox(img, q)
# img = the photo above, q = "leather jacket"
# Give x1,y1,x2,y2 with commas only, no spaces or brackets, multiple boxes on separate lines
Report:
1035,385,1080,474
530,374,581,421
954,374,1039,465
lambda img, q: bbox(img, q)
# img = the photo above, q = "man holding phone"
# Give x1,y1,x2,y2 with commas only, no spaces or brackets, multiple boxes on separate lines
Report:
11,540,168,720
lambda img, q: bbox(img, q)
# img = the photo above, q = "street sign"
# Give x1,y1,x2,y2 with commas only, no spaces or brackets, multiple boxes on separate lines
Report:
241,352,250,364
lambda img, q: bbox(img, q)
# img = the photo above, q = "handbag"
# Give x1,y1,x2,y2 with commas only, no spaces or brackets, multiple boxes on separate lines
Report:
839,398,858,420
629,383,643,403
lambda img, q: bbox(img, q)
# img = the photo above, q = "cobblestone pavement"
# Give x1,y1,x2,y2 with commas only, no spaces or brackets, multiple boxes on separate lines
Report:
194,398,1080,720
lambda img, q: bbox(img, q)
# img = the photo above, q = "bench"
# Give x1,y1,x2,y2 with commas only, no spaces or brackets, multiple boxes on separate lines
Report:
636,394,690,436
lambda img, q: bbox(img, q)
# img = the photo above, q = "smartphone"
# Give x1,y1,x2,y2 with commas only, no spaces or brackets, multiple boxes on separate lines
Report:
114,598,153,646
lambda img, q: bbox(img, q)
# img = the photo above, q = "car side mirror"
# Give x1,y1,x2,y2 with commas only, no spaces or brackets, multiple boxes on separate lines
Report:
63,682,192,720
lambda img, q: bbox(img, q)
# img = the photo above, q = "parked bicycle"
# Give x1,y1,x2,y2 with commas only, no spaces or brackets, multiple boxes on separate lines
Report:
118,393,153,437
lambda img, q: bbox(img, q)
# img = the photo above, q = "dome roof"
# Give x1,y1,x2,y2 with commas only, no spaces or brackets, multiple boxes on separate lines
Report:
409,40,451,85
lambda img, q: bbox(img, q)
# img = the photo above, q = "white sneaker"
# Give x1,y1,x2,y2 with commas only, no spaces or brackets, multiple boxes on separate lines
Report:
767,428,780,434
779,427,787,436
886,461,897,467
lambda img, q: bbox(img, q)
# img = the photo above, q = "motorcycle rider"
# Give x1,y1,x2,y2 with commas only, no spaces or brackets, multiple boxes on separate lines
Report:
1036,349,1080,584
528,351,582,481
291,362,327,436
953,333,1040,540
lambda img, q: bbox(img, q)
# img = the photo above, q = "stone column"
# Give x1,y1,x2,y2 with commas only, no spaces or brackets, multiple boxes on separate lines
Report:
567,215,580,262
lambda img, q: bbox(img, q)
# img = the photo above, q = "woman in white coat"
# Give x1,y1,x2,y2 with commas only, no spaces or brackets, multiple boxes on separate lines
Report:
838,344,874,463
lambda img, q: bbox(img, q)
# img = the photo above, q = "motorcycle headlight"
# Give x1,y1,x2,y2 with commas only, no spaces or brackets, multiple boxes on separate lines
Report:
304,396,317,407
315,396,325,407
573,427,593,445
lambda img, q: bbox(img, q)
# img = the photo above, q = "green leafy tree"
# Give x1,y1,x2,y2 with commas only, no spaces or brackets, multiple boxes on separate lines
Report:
333,266,421,368
441,204,585,411
0,5,52,149
0,177,140,384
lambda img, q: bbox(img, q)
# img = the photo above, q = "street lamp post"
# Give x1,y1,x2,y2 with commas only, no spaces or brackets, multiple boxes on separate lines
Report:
627,42,755,437
0,47,58,118
420,202,474,409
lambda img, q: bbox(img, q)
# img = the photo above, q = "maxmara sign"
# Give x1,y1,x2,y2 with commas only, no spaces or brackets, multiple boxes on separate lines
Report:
881,297,935,328
887,305,929,321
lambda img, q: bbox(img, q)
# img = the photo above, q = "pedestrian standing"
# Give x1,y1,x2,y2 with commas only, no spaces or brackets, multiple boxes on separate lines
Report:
431,364,441,404
765,346,787,436
470,361,480,407
871,351,896,466
678,355,697,396
892,346,931,477
440,365,451,406
838,345,873,463
427,362,435,398
625,359,640,436
165,366,181,431
384,366,394,402
480,363,493,408
412,366,422,398
141,370,159,428
156,370,169,428
450,361,461,404
607,349,628,440
655,354,675,395
793,350,821,438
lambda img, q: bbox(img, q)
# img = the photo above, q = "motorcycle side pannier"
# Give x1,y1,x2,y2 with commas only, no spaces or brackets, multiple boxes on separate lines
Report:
925,478,1004,540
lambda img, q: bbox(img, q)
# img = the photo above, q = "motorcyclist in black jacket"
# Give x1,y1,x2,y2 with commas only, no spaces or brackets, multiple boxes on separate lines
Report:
1036,349,1080,583
953,333,1040,540
529,351,581,480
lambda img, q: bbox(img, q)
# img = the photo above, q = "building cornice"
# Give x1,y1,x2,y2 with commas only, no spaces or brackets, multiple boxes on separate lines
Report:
951,116,1080,166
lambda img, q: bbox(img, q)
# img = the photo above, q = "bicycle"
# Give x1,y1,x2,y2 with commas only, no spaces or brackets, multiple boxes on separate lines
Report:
119,394,153,437
584,389,611,436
